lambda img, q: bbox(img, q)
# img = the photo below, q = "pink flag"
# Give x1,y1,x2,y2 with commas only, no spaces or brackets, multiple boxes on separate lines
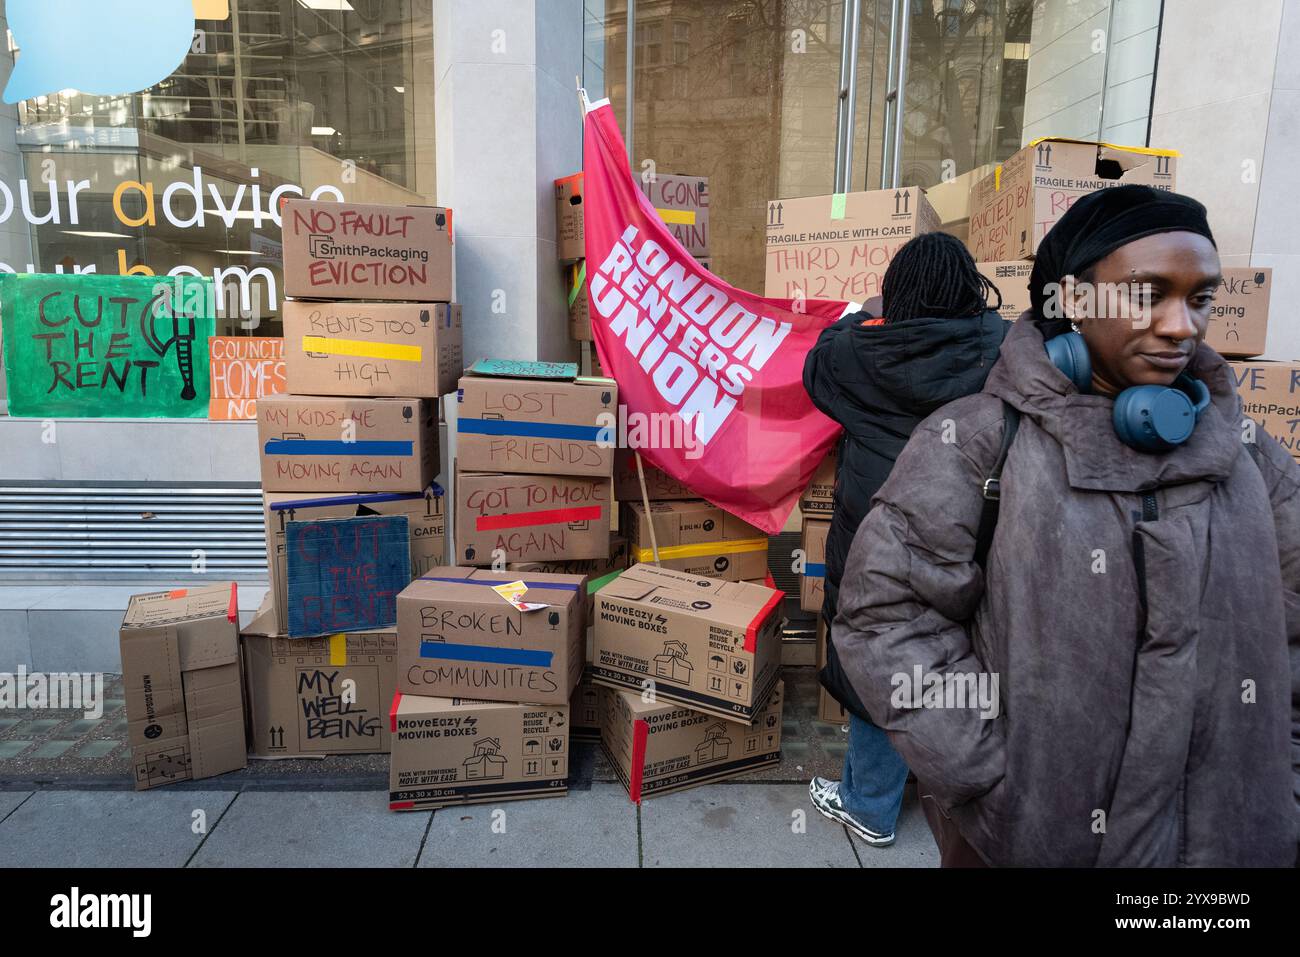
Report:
582,96,847,534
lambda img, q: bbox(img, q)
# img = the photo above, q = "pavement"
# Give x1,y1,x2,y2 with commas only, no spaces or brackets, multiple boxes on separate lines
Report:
0,666,940,868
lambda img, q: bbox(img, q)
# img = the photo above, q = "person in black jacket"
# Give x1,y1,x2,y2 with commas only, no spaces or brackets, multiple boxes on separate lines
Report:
803,232,1009,846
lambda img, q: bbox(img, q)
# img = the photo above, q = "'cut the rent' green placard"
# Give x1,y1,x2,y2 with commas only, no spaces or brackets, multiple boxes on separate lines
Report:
0,273,216,418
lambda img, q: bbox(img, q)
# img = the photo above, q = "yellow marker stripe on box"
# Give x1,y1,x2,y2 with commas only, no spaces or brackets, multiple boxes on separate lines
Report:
329,633,347,666
656,208,697,226
634,537,768,562
302,336,422,363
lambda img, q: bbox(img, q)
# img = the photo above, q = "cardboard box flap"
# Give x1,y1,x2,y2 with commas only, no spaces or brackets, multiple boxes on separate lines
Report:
412,566,586,601
466,358,578,381
240,595,278,638
611,562,731,595
122,583,237,629
266,483,444,515
393,691,540,718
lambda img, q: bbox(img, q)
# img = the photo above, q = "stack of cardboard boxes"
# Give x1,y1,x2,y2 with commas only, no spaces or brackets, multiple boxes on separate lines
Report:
592,563,786,800
384,358,623,809
245,197,458,758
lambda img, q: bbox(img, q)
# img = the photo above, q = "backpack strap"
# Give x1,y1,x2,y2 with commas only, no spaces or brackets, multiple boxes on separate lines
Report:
974,402,1021,568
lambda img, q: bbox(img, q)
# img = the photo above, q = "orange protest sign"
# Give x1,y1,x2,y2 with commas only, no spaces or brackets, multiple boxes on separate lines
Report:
208,336,285,420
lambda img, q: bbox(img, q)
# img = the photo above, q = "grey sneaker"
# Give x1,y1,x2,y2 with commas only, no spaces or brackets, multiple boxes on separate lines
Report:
808,776,896,846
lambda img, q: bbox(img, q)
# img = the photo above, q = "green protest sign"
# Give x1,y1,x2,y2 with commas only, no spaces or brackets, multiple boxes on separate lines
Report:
0,273,216,418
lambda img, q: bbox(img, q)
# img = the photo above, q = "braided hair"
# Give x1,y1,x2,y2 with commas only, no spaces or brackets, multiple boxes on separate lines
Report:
880,232,1000,324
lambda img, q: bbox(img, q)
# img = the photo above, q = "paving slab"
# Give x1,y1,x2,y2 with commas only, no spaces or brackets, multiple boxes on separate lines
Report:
419,782,637,868
0,790,237,868
640,782,860,868
190,791,429,868
0,791,32,821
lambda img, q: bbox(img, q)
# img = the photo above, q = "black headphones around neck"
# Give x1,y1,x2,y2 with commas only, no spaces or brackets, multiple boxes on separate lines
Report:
1045,331,1211,453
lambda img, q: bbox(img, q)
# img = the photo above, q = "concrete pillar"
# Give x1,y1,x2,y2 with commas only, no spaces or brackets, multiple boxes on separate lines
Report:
433,0,585,364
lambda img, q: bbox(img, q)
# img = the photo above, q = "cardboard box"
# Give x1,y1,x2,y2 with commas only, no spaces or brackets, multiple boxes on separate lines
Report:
815,616,848,724
1229,361,1300,464
782,633,818,667
395,567,587,705
968,138,1178,261
119,584,246,790
389,694,569,810
240,601,398,757
800,517,828,613
799,447,837,516
613,448,696,501
567,260,590,340
763,187,940,300
976,260,1033,322
508,534,629,624
262,485,446,634
456,470,613,564
638,173,710,258
257,395,437,493
622,499,768,581
592,563,783,723
1206,267,1272,359
282,300,463,398
455,363,616,478
282,199,453,302
556,173,585,261
571,667,602,742
601,679,782,802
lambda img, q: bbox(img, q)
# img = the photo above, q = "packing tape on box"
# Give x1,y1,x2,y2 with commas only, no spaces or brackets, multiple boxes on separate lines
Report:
568,261,586,308
329,633,347,666
268,485,442,512
1025,135,1180,158
829,193,847,220
656,208,696,225
804,562,826,577
476,505,604,531
633,537,768,563
302,335,423,363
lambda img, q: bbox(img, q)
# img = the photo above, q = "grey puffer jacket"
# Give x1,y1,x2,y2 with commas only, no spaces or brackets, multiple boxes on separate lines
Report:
832,316,1299,866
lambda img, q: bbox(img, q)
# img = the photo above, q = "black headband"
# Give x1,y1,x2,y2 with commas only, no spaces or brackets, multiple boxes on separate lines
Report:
1029,184,1216,318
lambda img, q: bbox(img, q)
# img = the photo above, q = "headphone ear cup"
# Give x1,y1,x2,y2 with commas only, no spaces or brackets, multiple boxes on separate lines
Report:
1113,385,1199,453
1044,331,1093,394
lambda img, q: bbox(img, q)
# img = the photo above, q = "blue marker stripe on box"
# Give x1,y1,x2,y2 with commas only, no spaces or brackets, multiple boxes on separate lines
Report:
805,563,826,577
270,484,442,511
418,575,580,592
419,641,554,667
264,439,413,456
456,419,603,442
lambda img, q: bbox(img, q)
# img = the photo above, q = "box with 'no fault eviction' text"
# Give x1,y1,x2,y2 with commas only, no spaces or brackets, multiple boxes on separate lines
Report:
601,679,783,801
240,600,398,757
282,199,453,302
968,138,1178,261
1229,360,1300,464
282,300,463,398
257,395,437,493
455,361,617,478
456,469,612,564
763,187,940,301
395,567,587,705
592,563,783,723
389,694,568,810
119,584,246,790
622,499,768,581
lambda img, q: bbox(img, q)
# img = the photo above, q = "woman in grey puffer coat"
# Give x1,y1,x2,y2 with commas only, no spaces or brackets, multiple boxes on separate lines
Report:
832,186,1298,866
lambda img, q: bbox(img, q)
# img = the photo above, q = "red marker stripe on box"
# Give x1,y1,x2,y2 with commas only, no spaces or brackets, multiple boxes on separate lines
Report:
475,505,602,531
227,582,239,623
743,589,784,654
389,689,404,733
629,718,649,804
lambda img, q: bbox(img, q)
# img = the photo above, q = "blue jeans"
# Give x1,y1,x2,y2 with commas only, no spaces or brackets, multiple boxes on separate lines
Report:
840,712,909,834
